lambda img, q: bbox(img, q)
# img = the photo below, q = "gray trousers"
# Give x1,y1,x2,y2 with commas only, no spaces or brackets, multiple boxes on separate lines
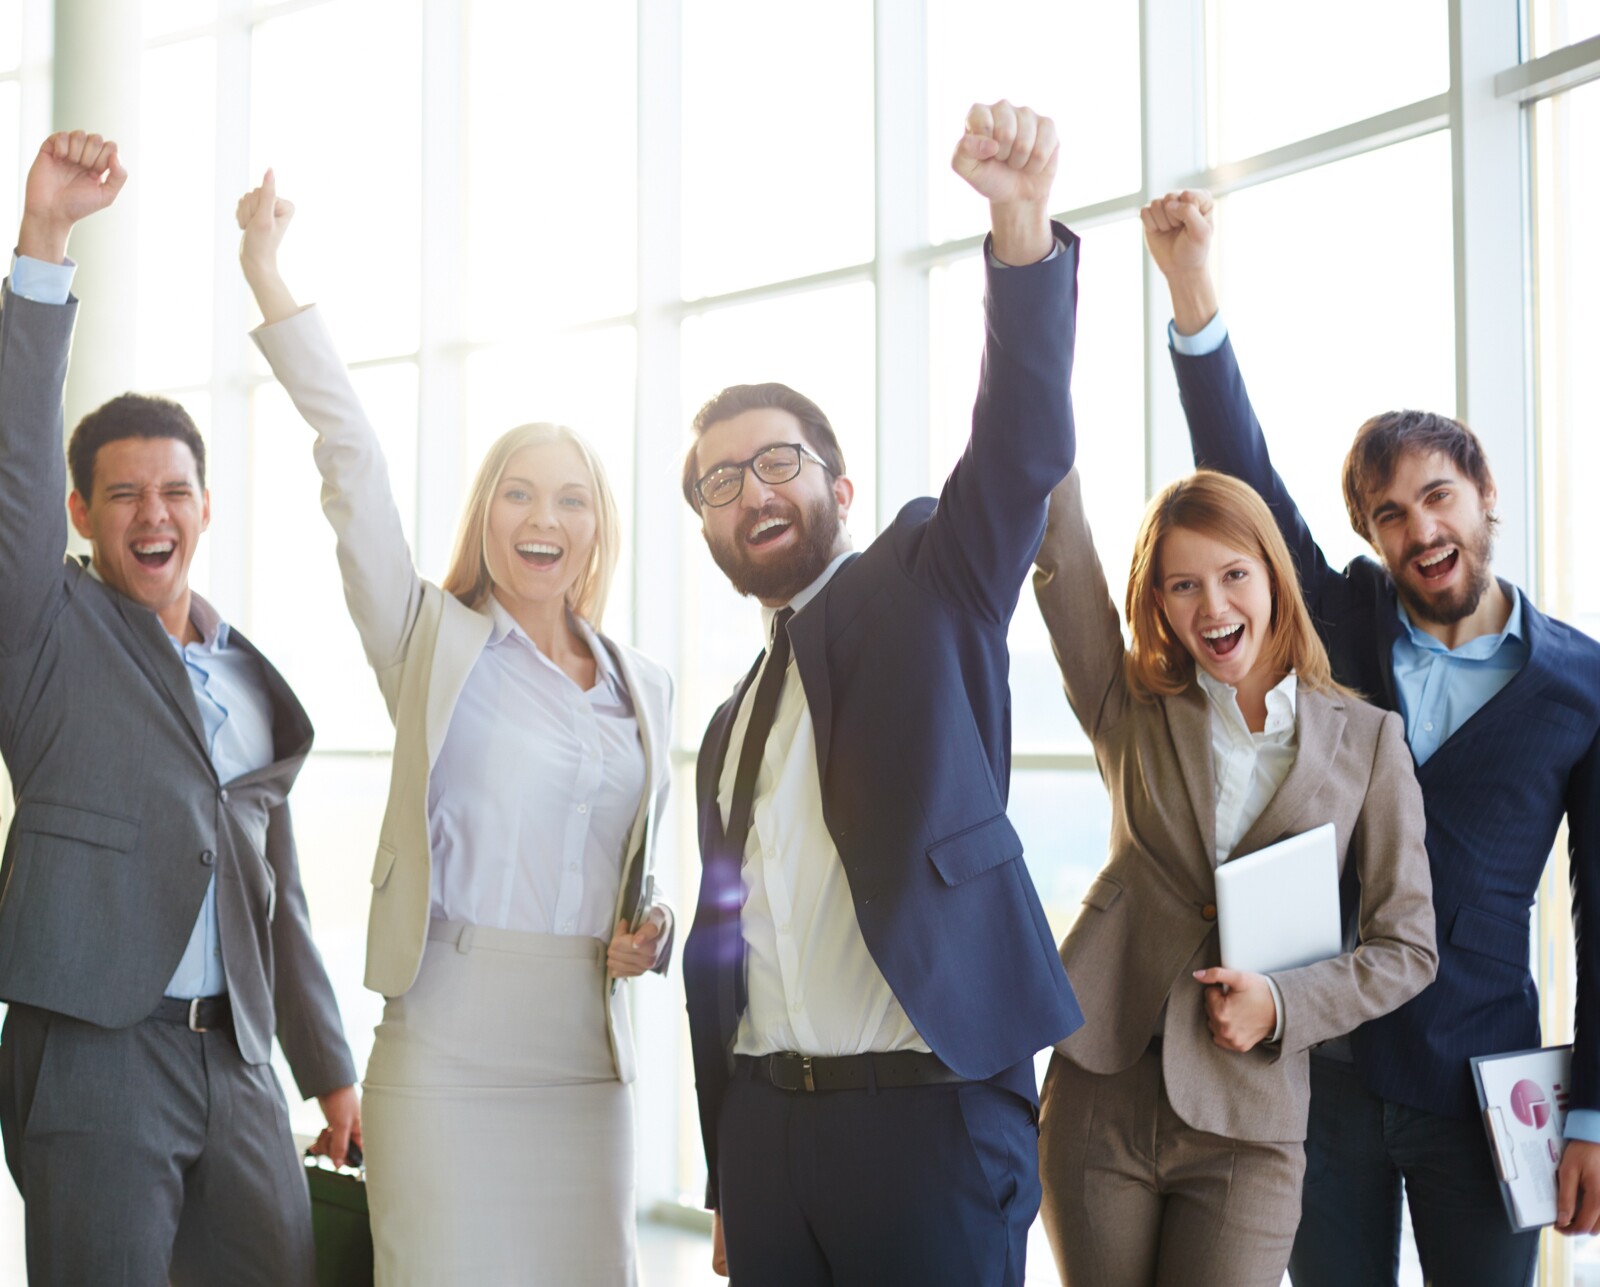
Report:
0,1003,316,1286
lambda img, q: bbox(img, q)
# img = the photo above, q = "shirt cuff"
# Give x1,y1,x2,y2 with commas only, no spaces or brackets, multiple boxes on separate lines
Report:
1264,974,1286,1044
10,252,76,305
1565,1108,1600,1143
1168,309,1228,357
987,236,1066,270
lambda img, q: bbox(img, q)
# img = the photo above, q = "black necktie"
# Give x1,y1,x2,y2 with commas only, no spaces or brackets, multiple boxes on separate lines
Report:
718,607,793,1039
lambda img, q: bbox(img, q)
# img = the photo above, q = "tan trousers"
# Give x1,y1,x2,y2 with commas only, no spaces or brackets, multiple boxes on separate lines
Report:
1038,1049,1305,1287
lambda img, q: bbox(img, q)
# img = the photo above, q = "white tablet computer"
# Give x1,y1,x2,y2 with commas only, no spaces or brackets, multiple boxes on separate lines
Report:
1214,821,1342,974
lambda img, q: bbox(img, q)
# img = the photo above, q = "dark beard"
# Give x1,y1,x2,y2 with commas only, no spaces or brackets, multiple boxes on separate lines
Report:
1393,521,1495,626
703,494,842,602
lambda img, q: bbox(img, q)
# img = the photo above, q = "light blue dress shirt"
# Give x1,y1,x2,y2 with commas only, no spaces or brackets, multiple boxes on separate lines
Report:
11,251,277,1000
1168,310,1600,1141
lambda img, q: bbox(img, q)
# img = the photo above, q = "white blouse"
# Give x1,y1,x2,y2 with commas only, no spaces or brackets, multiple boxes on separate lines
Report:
426,599,647,938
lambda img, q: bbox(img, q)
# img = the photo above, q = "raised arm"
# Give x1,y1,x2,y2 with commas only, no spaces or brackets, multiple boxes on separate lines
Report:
1031,469,1130,741
237,175,424,683
917,101,1078,624
0,132,124,652
1142,190,1338,615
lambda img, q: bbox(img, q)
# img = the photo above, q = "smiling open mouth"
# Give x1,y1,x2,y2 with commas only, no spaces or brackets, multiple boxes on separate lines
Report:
1201,624,1244,657
515,541,563,569
131,540,175,568
746,517,792,547
1415,547,1458,582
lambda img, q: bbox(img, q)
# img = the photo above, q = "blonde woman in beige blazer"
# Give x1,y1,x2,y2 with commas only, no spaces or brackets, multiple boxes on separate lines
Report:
236,180,673,1285
1031,467,1437,1287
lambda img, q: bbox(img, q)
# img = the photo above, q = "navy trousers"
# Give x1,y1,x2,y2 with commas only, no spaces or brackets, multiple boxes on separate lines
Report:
716,1068,1038,1286
1288,1055,1538,1287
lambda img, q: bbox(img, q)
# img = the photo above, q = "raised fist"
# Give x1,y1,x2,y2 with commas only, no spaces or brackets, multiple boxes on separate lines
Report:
236,169,296,272
21,131,126,256
950,100,1059,210
1140,189,1214,279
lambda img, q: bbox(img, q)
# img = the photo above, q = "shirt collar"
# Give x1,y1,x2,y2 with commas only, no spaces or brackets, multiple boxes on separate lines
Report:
83,560,228,649
1394,580,1524,659
760,549,854,641
1196,667,1298,737
485,596,621,689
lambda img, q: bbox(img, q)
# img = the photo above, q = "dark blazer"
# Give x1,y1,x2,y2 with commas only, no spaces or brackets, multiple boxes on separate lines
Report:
683,227,1086,1206
0,284,354,1100
1173,334,1600,1117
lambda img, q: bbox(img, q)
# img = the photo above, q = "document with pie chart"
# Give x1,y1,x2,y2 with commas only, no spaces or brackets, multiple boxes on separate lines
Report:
1471,1045,1573,1230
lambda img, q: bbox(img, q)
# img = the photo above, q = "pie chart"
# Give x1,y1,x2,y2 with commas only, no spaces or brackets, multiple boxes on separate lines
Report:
1511,1079,1552,1130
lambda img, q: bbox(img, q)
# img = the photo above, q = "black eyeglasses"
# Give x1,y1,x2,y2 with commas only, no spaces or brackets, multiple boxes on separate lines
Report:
694,442,830,509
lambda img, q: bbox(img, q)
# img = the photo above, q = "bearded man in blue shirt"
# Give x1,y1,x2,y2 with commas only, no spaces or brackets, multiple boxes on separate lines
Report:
1140,186,1600,1287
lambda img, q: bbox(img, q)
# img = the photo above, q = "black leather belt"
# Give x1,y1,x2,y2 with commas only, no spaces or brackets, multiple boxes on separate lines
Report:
736,1050,969,1093
149,996,232,1033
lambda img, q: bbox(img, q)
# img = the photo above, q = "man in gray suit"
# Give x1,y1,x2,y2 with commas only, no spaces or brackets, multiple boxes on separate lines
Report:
0,132,358,1285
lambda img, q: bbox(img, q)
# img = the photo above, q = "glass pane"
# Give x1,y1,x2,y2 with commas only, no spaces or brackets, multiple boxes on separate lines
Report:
465,2,636,338
678,284,876,739
0,81,20,244
681,0,874,297
927,0,1140,243
137,38,215,390
1535,80,1600,643
249,0,422,362
465,326,638,643
143,0,215,40
247,364,419,753
930,220,1145,756
0,0,21,71
1206,0,1448,163
1530,0,1600,57
1209,133,1456,576
270,752,391,1137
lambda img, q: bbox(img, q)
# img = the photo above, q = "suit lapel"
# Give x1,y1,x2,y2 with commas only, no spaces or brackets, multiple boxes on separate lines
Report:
1229,688,1347,861
700,653,763,857
1165,684,1219,865
112,592,211,762
425,601,494,768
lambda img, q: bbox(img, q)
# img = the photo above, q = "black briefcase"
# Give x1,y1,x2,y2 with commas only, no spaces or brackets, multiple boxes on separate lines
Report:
304,1145,373,1287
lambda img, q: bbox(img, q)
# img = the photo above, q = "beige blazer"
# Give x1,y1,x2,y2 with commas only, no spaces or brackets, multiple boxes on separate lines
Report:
252,307,673,1084
1032,470,1437,1142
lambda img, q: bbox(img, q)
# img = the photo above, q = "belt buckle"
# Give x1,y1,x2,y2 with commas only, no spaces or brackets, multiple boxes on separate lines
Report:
187,998,208,1034
771,1053,816,1093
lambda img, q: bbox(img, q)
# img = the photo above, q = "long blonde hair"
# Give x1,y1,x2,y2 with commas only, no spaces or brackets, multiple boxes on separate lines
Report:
441,422,622,629
1124,470,1348,701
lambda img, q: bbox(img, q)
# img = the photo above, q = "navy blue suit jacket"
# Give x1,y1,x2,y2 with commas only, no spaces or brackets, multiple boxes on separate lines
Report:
683,228,1087,1206
1173,336,1600,1118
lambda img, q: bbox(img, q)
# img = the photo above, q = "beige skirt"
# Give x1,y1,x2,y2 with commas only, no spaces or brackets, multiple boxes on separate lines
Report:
362,921,636,1287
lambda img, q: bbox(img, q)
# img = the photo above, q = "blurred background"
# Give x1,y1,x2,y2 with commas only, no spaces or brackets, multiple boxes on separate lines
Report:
0,0,1596,1281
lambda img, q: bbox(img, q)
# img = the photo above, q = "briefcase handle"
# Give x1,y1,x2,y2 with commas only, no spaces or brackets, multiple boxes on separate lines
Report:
303,1140,364,1174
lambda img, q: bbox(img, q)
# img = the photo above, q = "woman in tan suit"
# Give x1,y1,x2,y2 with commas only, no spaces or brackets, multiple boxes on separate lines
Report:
1031,467,1437,1287
235,177,672,1285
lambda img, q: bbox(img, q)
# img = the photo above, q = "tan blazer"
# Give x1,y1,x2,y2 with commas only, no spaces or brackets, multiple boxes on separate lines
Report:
1032,470,1437,1142
253,307,673,1085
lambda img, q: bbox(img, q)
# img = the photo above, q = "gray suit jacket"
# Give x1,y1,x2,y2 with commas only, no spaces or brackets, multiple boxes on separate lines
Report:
1032,469,1437,1143
0,283,353,1099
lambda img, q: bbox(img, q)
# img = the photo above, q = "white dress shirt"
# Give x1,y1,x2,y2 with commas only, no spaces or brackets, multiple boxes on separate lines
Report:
427,599,646,938
1197,667,1299,1040
724,552,930,1058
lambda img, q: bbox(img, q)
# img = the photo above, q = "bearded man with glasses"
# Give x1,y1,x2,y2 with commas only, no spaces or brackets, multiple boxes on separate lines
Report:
679,99,1084,1286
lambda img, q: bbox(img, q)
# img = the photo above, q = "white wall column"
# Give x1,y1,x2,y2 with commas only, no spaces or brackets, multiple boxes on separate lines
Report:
51,0,140,436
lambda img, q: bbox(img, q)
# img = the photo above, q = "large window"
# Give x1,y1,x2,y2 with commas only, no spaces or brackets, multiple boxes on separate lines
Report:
5,3,1597,1284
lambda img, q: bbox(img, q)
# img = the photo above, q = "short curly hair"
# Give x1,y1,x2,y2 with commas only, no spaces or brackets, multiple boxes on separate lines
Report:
67,393,206,499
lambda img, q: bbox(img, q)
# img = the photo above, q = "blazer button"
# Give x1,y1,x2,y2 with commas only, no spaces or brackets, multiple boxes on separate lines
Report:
219,788,230,803
1201,902,1217,921
200,850,216,867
